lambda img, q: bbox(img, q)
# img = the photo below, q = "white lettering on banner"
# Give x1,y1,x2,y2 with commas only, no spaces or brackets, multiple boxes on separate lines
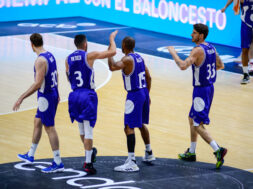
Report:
14,161,139,189
197,6,206,24
17,22,96,28
142,0,151,16
115,0,129,12
56,0,81,4
189,5,197,25
133,0,141,14
179,3,187,23
132,0,227,30
0,0,49,7
84,0,111,8
158,0,167,20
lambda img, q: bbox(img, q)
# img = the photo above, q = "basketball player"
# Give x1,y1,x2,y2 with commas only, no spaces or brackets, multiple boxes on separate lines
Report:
221,0,253,83
65,30,118,174
168,24,227,169
13,33,64,173
108,36,155,172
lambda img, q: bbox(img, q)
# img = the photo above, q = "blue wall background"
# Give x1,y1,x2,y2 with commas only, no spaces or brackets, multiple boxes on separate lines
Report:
0,0,241,48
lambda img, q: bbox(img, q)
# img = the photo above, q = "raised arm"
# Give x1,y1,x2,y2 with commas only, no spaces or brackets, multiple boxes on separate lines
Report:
13,57,46,111
167,46,200,70
87,30,118,67
221,0,233,12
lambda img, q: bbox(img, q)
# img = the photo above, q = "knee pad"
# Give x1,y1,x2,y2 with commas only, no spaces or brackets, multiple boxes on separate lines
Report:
78,122,85,135
84,120,93,139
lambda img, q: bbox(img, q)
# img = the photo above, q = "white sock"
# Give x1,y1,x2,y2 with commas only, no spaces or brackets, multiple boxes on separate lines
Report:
243,66,248,74
189,142,197,153
209,140,219,152
85,150,92,163
128,152,135,161
53,150,62,165
145,144,151,152
28,143,38,157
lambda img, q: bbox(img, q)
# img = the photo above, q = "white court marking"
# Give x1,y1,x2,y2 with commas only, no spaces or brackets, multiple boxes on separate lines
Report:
0,34,112,115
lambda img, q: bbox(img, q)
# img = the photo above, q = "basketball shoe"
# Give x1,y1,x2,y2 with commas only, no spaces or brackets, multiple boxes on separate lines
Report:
178,148,196,162
17,152,34,163
114,158,139,172
214,147,227,169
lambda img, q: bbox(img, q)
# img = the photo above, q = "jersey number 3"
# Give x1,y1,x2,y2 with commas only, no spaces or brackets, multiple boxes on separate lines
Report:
206,63,216,80
74,71,95,88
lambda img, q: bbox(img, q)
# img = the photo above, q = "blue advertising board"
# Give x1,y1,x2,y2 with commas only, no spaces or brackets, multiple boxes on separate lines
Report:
0,0,241,48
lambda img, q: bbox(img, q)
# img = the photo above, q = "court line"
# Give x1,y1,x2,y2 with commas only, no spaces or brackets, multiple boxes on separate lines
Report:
49,26,130,34
244,168,253,171
0,35,112,115
0,60,111,116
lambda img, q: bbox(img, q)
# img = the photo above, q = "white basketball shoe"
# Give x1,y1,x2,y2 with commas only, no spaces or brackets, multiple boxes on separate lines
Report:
114,158,139,172
142,150,156,162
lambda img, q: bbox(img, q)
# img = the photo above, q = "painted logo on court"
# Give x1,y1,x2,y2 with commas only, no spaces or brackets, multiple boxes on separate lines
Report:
14,161,140,189
17,22,96,29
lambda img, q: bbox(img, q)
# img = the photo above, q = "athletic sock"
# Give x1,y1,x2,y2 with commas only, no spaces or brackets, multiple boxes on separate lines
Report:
28,143,38,157
189,142,197,153
85,150,92,163
53,150,62,165
210,140,219,152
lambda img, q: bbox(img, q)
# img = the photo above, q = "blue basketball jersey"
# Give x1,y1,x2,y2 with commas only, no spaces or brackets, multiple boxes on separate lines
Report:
122,53,147,92
67,50,95,91
36,51,58,94
192,43,217,87
241,0,253,28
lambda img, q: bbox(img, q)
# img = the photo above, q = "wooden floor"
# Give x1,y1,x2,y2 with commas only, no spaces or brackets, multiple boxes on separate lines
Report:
0,34,252,172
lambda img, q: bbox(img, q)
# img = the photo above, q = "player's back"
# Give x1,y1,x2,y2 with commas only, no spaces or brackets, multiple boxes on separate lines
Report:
37,51,58,94
122,53,147,92
192,43,216,87
241,0,253,27
67,50,95,91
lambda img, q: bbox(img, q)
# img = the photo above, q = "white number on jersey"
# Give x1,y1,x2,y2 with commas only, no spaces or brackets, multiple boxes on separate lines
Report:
74,71,83,87
51,70,58,88
90,70,95,89
206,63,216,80
138,71,146,88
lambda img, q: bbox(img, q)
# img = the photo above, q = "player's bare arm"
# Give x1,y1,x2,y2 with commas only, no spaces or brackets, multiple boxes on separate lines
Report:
108,56,134,75
221,0,233,12
87,30,118,67
13,57,46,111
215,51,225,70
145,65,152,93
65,58,70,82
167,46,200,70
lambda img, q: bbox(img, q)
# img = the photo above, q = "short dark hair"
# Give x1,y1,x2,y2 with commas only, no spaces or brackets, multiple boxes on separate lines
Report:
193,23,209,39
122,36,135,51
74,34,87,48
30,33,43,47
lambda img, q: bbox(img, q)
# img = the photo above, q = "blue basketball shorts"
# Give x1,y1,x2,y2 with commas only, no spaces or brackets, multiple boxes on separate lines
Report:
68,88,98,127
35,91,59,127
241,21,253,49
124,88,150,128
189,85,214,126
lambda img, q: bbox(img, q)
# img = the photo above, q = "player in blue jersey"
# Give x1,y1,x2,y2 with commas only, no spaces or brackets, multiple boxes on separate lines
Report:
168,24,227,169
65,31,118,174
108,36,155,172
221,0,253,84
13,33,64,173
